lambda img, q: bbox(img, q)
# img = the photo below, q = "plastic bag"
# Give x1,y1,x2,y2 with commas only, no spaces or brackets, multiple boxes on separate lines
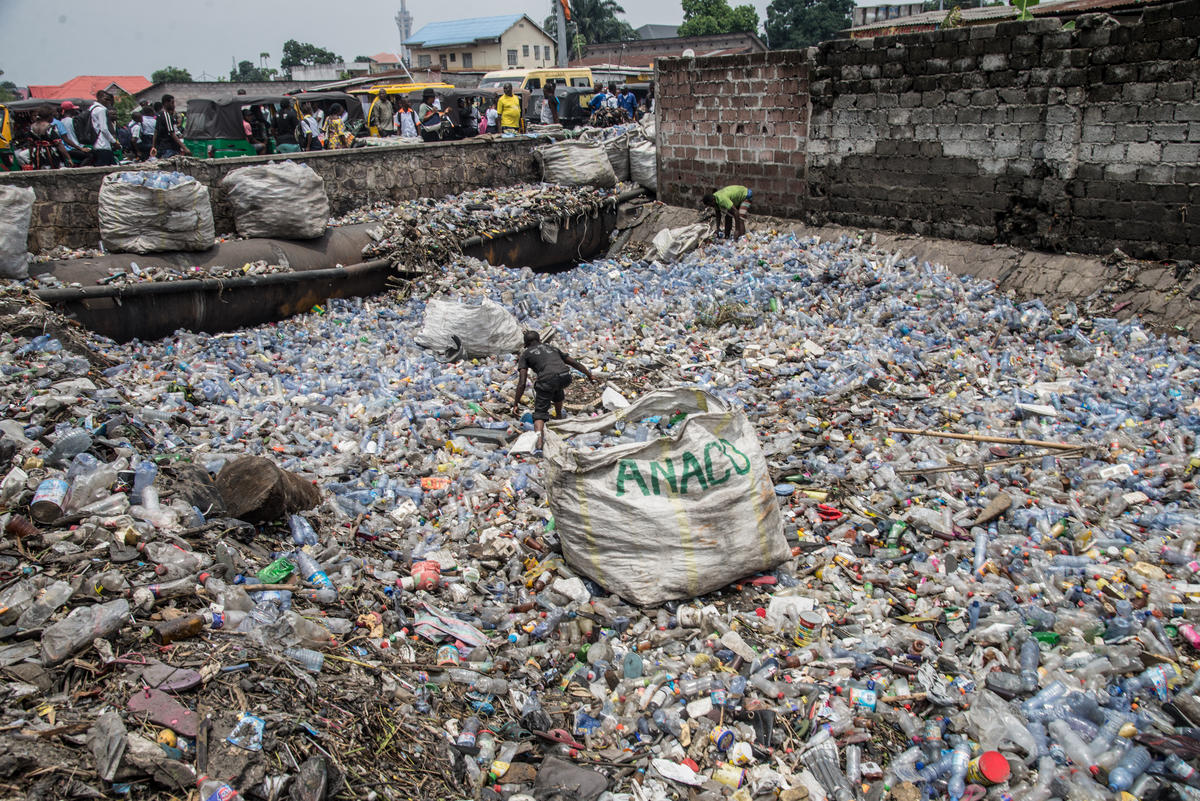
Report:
545,387,789,605
0,184,35,278
534,141,617,188
415,297,523,358
630,139,657,193
652,223,710,263
640,113,656,140
219,161,330,240
98,171,215,254
581,129,631,182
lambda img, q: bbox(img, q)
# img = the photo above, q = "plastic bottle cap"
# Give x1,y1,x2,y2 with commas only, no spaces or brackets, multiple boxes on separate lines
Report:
975,750,1011,784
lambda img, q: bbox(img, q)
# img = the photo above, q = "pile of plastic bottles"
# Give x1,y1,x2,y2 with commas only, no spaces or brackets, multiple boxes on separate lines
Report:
2,228,1200,801
361,182,621,269
109,170,194,189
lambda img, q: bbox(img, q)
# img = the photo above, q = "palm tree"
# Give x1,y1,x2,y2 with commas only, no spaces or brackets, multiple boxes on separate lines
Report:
259,52,270,68
544,0,637,48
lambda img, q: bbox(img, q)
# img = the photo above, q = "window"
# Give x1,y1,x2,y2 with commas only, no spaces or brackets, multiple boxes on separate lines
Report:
418,54,432,67
527,78,541,89
507,49,518,65
462,52,473,68
439,54,447,69
571,76,590,87
534,45,540,59
450,53,456,62
523,45,530,57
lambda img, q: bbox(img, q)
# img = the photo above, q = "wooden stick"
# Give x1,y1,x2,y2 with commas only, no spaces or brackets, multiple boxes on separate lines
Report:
894,448,1086,477
888,427,1081,451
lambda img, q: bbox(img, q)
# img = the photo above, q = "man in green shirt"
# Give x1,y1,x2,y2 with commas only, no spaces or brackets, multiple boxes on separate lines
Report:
701,185,753,240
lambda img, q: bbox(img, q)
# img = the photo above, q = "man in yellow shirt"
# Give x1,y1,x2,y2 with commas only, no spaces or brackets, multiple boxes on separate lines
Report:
497,84,523,133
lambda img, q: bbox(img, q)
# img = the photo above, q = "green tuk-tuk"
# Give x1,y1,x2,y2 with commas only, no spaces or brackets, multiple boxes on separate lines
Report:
182,95,301,159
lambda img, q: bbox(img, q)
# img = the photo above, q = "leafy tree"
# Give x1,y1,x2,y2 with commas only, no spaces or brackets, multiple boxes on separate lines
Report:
229,60,278,81
151,66,193,83
679,0,760,36
354,55,376,63
0,80,19,103
280,40,341,75
764,0,853,48
544,0,637,50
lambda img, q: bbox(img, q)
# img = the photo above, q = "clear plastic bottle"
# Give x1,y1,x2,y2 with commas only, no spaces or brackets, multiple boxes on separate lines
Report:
40,598,130,665
1107,745,1151,791
1018,637,1040,693
45,428,92,467
284,646,325,673
289,514,319,547
130,459,158,505
946,741,970,801
140,541,208,577
293,551,334,590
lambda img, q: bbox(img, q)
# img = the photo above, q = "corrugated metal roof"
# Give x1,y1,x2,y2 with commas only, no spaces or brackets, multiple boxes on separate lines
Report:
847,0,1160,33
405,14,528,48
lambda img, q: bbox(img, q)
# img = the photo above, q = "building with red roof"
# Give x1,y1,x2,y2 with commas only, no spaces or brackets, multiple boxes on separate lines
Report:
26,75,152,100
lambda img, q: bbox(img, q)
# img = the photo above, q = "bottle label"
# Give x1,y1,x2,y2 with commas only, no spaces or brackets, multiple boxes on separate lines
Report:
202,784,237,801
849,687,877,711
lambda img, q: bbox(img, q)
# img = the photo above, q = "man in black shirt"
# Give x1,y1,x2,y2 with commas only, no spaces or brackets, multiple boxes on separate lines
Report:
152,94,190,158
513,331,595,450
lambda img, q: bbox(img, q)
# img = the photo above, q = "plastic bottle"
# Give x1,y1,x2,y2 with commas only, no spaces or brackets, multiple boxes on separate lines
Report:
946,741,970,801
153,613,207,644
40,599,130,665
284,647,325,673
140,541,208,577
130,459,158,504
1107,745,1151,791
44,429,92,467
289,515,319,547
283,611,335,649
1018,637,1040,693
1124,663,1182,700
883,745,924,789
1165,753,1200,787
293,551,334,590
457,716,481,750
197,776,237,801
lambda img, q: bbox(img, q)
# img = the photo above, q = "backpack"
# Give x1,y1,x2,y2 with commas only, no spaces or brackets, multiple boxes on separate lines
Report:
74,104,99,147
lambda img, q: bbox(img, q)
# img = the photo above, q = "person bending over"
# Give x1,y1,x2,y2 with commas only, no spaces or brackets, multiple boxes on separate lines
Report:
701,185,752,240
513,331,595,450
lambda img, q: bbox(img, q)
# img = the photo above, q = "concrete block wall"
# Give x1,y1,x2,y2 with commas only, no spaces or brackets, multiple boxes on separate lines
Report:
656,51,810,218
0,137,554,252
656,0,1200,261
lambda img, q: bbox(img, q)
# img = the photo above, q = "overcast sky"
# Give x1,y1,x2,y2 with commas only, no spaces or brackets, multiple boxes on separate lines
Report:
0,0,780,88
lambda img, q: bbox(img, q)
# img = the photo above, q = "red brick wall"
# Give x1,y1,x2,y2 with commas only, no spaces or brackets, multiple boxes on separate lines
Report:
655,51,810,218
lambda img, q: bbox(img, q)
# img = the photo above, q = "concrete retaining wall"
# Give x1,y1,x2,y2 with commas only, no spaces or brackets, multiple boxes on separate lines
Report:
655,0,1200,261
0,136,555,252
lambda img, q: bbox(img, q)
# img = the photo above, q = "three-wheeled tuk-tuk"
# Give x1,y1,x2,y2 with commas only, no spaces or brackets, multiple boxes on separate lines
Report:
182,95,301,159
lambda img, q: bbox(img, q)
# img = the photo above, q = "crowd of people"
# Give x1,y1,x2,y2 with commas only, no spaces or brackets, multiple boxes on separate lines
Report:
366,84,525,143
2,80,654,170
2,90,190,170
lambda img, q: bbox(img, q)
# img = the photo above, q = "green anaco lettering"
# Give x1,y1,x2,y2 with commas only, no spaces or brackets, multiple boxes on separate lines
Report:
615,439,752,497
